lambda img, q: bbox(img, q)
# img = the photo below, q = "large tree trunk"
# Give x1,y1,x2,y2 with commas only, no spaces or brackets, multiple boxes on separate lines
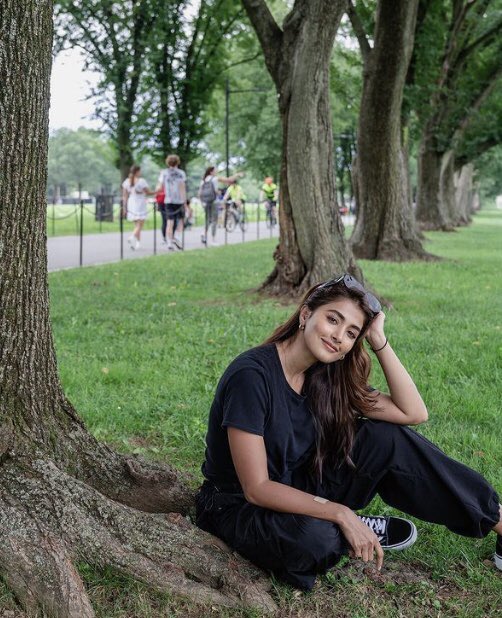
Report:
415,132,453,230
350,0,428,261
440,150,461,227
441,150,472,227
117,116,134,181
0,4,275,616
242,0,361,296
454,163,474,226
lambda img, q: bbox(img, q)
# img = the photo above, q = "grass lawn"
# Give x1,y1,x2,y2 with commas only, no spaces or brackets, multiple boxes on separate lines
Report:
2,208,501,616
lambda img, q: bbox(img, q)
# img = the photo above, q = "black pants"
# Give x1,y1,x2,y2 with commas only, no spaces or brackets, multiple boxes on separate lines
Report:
195,420,499,591
159,204,184,239
158,205,168,240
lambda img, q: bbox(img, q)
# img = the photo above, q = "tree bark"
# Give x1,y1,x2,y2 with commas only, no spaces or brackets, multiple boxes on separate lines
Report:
440,149,461,227
242,0,361,296
415,132,453,230
350,0,429,261
454,163,474,225
0,3,275,615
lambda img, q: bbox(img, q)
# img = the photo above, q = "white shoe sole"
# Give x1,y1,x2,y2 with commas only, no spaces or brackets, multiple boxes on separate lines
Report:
495,552,502,571
382,519,418,551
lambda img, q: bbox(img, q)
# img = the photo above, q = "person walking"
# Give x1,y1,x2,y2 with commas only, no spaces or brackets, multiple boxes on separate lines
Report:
196,274,501,590
199,167,244,246
157,154,186,251
121,164,155,250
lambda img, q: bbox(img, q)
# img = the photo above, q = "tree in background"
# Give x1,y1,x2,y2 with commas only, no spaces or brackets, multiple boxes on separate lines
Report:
192,4,283,185
241,0,361,295
330,41,362,209
55,0,158,180
1,3,276,614
348,0,428,261
48,128,119,197
55,0,253,177
452,79,502,219
475,143,502,199
140,0,250,167
413,0,502,229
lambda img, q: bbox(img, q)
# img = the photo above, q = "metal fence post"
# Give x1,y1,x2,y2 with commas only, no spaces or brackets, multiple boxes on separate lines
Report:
120,200,124,260
241,202,245,243
153,203,157,256
79,183,83,267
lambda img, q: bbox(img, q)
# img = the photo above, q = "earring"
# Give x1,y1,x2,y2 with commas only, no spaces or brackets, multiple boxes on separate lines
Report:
299,323,305,330
340,354,345,360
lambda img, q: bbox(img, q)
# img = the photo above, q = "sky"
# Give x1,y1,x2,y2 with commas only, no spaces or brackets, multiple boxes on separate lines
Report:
49,49,101,131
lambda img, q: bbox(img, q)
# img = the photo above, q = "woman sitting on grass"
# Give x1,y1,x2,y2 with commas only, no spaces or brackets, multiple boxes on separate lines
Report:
196,275,501,590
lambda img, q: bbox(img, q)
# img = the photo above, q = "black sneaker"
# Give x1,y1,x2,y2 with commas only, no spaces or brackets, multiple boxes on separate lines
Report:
495,535,502,571
359,515,417,550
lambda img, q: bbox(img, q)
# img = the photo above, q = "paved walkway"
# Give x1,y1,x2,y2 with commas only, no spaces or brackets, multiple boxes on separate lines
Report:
47,221,280,272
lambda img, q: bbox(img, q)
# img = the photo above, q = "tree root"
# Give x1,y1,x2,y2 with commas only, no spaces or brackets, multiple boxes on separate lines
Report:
0,458,277,617
352,237,439,262
0,504,94,617
51,401,196,515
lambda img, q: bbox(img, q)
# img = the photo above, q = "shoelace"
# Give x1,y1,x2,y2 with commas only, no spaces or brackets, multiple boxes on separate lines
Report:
359,516,387,537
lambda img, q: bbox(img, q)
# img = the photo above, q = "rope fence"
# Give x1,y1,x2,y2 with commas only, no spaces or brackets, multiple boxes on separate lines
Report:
46,197,280,268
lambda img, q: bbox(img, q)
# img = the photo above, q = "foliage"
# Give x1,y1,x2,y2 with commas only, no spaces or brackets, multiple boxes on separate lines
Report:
54,0,158,173
48,128,119,195
197,6,281,182
54,0,251,172
139,0,247,166
475,143,502,197
330,40,362,204
408,0,502,154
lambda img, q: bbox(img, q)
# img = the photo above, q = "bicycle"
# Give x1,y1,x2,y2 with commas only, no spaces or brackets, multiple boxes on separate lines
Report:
264,199,278,228
224,199,247,232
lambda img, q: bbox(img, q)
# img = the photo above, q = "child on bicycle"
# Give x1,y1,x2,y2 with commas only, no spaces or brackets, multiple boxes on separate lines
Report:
260,176,278,225
223,179,246,213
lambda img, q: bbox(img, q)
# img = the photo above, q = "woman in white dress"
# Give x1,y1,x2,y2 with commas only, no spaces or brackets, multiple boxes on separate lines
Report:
121,165,155,250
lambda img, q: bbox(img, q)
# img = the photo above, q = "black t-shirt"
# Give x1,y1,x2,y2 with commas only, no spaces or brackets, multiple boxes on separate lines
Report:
202,344,316,489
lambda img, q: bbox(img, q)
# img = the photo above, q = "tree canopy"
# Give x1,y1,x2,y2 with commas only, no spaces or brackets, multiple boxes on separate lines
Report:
48,128,119,195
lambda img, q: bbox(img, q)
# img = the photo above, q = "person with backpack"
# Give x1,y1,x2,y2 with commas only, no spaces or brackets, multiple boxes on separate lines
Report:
156,154,186,251
198,167,243,247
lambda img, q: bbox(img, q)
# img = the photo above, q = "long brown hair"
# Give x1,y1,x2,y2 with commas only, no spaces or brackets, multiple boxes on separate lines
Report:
263,279,378,477
128,164,141,187
203,166,215,179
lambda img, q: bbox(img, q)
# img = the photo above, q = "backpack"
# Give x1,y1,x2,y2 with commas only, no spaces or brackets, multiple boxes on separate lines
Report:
200,177,217,203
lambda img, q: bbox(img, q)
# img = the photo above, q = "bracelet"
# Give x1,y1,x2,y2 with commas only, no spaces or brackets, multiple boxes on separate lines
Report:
370,338,388,353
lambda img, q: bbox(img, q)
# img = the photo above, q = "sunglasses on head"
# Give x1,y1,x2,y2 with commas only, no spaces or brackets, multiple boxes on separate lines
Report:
315,274,381,316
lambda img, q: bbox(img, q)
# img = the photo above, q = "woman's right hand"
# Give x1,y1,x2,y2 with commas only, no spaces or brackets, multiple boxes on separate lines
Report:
335,505,384,570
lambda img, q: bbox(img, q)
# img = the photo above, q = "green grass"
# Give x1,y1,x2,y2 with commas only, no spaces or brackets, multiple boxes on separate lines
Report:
3,208,502,616
46,201,272,237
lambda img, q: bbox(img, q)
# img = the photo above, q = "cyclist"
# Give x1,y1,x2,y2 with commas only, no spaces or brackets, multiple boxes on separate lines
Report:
260,176,278,225
223,179,246,215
